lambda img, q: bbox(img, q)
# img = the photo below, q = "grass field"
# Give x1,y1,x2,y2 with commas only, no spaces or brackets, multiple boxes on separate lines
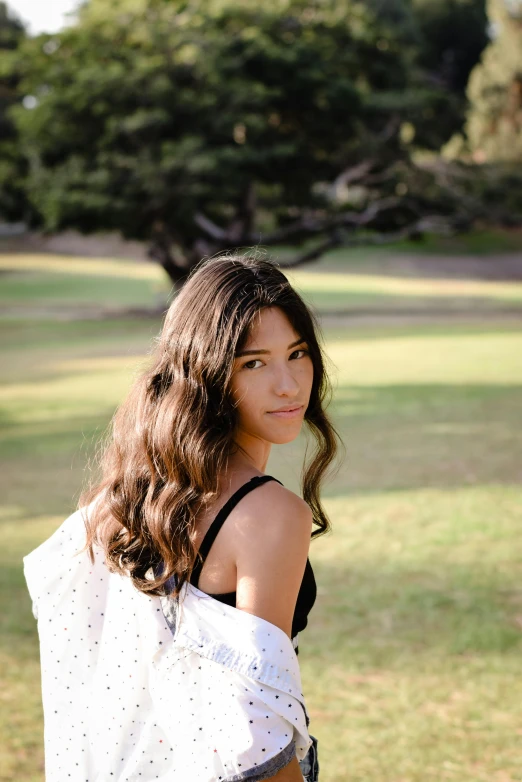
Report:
3,239,522,319
1,249,521,781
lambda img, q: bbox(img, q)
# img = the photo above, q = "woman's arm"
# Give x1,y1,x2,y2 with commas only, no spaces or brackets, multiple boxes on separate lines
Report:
232,481,313,781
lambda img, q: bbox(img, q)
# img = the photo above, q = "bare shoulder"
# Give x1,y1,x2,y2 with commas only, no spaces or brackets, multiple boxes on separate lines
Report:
231,479,312,546
231,480,313,638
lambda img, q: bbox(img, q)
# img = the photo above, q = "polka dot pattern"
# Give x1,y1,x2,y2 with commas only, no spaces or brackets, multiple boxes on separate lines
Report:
23,502,313,781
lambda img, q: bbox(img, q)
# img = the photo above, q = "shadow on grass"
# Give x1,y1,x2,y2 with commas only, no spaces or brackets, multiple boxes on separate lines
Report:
1,381,521,516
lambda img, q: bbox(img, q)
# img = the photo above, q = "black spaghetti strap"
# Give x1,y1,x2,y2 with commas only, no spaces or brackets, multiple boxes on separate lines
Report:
190,475,283,587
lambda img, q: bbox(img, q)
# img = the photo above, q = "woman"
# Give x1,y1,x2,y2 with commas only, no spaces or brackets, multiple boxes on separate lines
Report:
24,253,341,782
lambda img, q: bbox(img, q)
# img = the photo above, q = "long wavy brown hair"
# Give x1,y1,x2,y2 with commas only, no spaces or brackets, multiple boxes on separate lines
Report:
78,252,343,599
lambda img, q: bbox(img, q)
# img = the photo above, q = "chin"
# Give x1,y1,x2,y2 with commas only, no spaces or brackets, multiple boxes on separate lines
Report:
265,428,302,445
276,434,300,445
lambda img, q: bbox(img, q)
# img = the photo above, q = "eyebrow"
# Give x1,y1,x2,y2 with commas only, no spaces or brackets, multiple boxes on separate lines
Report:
235,337,307,358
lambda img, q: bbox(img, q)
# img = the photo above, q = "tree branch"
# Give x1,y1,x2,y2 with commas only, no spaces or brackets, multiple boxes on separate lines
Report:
245,196,402,245
328,159,375,201
277,215,455,270
276,231,344,268
193,211,227,240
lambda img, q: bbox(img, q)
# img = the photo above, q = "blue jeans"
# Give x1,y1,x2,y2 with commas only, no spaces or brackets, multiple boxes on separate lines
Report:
298,734,319,781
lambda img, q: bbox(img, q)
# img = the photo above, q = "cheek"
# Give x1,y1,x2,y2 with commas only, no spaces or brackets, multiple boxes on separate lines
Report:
230,373,255,410
299,360,315,394
230,373,266,424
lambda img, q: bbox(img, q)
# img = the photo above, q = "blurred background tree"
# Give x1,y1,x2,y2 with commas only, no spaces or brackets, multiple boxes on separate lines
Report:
0,1,30,223
5,0,476,286
441,0,522,225
1,0,520,285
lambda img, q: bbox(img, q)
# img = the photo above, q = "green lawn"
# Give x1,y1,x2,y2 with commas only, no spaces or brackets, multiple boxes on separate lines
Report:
1,252,521,781
3,248,522,319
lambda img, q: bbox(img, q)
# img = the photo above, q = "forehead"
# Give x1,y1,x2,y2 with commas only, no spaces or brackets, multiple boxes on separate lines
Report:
244,307,299,343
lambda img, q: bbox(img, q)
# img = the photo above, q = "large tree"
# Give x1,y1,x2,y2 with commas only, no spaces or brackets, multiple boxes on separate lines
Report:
0,1,29,223
10,0,466,286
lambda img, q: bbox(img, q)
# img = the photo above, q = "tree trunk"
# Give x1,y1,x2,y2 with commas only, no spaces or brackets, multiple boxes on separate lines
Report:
148,222,191,293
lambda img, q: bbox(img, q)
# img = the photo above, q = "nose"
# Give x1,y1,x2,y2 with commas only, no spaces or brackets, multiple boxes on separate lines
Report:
272,362,300,396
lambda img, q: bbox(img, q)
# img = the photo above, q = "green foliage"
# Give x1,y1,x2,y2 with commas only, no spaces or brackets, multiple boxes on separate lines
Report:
412,0,489,147
413,0,489,93
0,2,29,221
362,0,489,149
441,0,522,225
457,161,522,223
8,0,440,261
463,0,522,162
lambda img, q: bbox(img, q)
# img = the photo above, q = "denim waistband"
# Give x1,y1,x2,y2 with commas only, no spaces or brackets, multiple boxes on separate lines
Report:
298,733,319,782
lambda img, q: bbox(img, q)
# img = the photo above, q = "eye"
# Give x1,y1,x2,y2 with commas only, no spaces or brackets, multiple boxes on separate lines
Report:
242,349,310,370
291,348,310,360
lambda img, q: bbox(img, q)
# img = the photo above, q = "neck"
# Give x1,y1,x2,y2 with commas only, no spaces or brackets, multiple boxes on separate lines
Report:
228,435,272,474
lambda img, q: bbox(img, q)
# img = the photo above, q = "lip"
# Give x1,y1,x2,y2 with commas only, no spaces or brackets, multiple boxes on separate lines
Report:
267,405,304,419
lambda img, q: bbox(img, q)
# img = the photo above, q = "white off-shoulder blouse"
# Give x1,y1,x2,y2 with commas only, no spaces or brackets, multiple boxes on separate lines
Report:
23,502,313,781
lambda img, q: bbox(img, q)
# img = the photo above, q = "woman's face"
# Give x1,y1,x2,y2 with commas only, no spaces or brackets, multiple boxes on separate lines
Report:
229,306,314,447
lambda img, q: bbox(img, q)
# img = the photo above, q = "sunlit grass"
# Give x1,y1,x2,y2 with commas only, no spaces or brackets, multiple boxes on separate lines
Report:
4,253,522,299
0,253,164,280
2,251,522,319
301,486,522,782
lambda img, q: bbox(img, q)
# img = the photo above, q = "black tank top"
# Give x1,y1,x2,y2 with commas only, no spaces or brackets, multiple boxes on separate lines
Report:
189,475,316,647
